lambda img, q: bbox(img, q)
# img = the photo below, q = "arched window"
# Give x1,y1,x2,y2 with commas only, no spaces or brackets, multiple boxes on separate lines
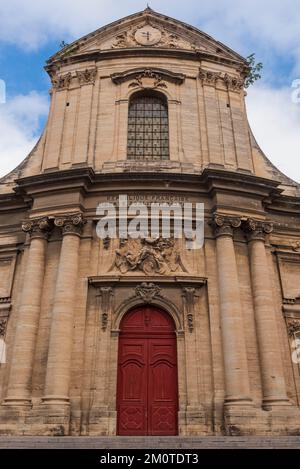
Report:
127,91,169,161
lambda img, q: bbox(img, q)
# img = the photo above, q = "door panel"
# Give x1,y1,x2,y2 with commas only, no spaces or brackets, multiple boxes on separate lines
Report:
148,339,178,435
117,339,147,435
117,307,178,436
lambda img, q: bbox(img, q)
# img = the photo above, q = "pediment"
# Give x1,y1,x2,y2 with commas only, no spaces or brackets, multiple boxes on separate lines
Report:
48,8,246,65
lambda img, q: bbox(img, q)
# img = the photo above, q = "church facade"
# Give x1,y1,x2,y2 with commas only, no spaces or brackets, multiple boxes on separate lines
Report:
0,8,300,436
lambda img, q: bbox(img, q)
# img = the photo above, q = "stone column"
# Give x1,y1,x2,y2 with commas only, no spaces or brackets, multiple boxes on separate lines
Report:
43,214,85,406
4,218,50,406
212,214,252,406
245,219,290,408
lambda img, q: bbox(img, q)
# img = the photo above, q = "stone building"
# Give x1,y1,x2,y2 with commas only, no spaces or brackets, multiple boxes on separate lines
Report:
0,7,300,436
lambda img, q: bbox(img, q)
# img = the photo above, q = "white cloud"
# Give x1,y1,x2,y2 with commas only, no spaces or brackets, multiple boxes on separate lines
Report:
0,0,299,65
0,92,49,177
246,84,300,183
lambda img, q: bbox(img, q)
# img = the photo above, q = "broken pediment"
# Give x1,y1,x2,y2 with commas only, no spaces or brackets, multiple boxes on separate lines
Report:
48,8,246,65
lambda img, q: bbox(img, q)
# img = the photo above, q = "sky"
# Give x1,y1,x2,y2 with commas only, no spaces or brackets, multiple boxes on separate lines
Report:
0,0,299,181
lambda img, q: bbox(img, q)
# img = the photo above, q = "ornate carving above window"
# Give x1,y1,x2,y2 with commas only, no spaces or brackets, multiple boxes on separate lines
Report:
127,91,169,161
111,67,185,86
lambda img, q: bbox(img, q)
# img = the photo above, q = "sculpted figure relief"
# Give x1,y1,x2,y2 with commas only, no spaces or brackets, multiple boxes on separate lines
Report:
113,238,187,275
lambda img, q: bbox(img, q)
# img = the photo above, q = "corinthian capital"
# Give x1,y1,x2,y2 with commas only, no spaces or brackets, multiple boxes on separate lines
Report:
76,68,97,85
22,217,52,240
210,213,242,238
199,68,221,86
243,218,273,242
54,213,86,236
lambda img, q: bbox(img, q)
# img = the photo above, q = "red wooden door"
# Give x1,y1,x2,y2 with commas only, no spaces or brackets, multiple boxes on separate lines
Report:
117,306,178,436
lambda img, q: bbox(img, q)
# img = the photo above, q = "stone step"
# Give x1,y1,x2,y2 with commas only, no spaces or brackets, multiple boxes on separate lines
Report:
0,436,300,449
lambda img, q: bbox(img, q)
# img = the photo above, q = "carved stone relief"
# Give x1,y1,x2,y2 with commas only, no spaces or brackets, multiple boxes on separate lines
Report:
0,318,7,337
128,69,167,90
51,72,72,90
110,21,198,51
22,217,52,239
54,213,86,236
97,287,114,331
112,238,187,275
51,68,97,91
210,213,242,238
134,282,162,303
199,68,245,92
287,319,300,338
76,68,97,85
242,218,274,242
182,287,199,332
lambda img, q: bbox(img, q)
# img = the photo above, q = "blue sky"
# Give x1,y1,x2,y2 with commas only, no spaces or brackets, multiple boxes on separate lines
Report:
0,0,299,181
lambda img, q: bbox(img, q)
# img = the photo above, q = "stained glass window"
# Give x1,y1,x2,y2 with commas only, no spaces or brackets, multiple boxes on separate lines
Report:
127,92,169,161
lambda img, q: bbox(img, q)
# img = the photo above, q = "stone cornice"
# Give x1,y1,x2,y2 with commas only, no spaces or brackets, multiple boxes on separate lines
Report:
88,275,207,288
45,47,246,78
14,167,282,197
2,167,299,236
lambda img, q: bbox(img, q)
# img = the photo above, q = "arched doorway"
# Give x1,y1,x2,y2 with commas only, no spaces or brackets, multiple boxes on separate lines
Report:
117,306,178,436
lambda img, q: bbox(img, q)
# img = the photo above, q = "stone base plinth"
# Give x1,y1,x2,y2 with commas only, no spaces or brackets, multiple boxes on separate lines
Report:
224,405,300,436
0,403,300,436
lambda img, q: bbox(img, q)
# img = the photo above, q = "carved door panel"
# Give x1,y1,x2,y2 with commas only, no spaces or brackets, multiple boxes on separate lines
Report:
117,307,178,436
117,338,148,435
148,338,178,435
